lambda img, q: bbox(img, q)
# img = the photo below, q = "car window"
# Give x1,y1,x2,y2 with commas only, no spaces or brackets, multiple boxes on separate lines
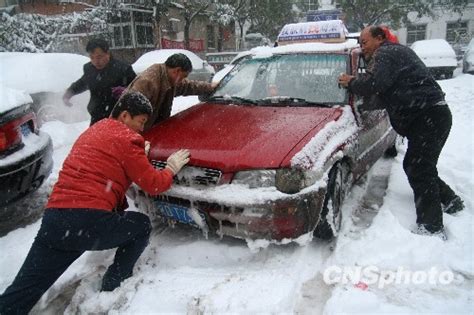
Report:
213,53,347,106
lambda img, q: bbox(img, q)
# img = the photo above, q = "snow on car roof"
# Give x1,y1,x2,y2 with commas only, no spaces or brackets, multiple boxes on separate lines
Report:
0,85,32,114
411,39,456,59
0,52,88,94
133,49,206,74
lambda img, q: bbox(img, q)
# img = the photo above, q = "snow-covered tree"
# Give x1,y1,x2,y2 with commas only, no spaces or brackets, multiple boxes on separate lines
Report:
0,8,108,53
338,0,469,29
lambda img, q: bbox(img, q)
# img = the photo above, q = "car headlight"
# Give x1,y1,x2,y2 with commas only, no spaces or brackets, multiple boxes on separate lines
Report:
275,168,319,194
232,170,276,188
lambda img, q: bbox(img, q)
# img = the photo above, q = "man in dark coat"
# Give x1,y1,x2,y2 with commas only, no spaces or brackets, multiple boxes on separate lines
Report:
0,92,190,314
338,25,464,240
63,38,136,125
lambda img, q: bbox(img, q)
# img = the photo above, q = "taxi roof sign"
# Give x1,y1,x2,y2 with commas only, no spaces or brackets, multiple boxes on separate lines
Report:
277,20,349,45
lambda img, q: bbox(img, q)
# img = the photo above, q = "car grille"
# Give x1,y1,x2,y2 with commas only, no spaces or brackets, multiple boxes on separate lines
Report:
151,160,222,187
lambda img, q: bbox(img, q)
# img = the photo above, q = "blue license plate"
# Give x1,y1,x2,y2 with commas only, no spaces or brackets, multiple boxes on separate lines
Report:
155,201,205,227
20,123,31,137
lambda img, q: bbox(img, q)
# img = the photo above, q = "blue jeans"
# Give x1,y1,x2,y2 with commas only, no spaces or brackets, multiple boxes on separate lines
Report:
0,208,151,315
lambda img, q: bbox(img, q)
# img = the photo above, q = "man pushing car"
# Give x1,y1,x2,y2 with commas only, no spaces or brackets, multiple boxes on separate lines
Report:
0,91,189,314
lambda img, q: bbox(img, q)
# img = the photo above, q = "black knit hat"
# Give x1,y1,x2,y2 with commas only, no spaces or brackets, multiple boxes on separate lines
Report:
111,91,153,118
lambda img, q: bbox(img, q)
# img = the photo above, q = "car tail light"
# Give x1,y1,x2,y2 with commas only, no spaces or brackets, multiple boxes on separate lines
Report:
0,114,34,153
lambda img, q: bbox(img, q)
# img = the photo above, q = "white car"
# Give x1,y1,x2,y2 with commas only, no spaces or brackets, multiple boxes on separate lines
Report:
462,38,474,74
411,39,457,79
133,49,215,82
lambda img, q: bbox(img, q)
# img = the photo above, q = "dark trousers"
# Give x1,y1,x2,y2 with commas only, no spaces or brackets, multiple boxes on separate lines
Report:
403,105,457,232
0,208,151,315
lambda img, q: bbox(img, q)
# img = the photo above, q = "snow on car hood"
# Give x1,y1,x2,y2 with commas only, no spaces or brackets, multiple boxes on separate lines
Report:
0,85,32,114
292,106,358,170
145,103,342,173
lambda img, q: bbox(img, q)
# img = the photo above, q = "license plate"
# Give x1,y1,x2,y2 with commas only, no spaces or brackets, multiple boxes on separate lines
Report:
155,200,205,227
20,123,31,137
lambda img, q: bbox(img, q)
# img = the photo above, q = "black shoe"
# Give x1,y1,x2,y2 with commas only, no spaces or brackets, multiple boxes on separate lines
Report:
443,196,465,215
412,224,447,241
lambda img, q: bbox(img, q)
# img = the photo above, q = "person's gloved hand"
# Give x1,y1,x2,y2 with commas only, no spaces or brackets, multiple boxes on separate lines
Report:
112,86,126,100
62,90,74,107
144,141,151,156
166,149,190,175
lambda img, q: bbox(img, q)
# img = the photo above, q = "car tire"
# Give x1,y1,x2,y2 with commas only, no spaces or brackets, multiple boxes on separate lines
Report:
314,162,351,240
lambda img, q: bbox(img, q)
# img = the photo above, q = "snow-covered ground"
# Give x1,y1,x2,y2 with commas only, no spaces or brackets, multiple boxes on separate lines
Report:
0,72,473,314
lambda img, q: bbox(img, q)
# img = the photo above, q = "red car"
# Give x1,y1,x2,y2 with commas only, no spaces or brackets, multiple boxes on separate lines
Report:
134,22,397,241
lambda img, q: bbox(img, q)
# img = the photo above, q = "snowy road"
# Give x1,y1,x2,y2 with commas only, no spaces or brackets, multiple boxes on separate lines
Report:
0,74,473,314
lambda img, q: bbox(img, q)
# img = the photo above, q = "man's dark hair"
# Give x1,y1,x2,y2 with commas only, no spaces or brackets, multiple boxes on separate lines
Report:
165,53,193,72
86,38,110,53
111,91,153,118
368,26,387,40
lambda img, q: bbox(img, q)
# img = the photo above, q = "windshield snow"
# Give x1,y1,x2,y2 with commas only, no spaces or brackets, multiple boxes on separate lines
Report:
213,53,347,106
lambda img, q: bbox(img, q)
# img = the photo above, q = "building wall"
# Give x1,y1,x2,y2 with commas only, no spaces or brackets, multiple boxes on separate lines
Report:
395,5,474,47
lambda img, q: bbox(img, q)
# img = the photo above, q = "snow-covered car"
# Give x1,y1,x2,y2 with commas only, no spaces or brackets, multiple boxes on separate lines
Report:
411,39,457,79
133,49,215,82
134,20,397,242
0,52,90,123
462,38,474,74
0,86,53,209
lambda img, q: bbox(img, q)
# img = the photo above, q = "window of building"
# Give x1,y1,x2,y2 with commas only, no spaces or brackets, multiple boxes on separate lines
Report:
207,25,216,49
407,24,426,45
446,21,469,44
109,9,154,49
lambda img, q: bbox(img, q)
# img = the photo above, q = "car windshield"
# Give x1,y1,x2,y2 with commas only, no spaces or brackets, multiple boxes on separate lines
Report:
212,53,347,106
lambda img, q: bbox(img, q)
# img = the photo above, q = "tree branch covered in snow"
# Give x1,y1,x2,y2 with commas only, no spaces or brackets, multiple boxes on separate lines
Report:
0,8,108,53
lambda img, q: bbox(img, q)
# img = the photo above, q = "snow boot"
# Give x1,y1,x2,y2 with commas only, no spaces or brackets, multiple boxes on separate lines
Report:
412,224,447,241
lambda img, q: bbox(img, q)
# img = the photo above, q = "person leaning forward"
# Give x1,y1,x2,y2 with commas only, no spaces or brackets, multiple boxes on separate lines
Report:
128,53,218,131
338,26,464,240
0,92,190,314
63,38,136,126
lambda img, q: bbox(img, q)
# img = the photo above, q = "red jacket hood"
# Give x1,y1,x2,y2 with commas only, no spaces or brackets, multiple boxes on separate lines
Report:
145,103,342,172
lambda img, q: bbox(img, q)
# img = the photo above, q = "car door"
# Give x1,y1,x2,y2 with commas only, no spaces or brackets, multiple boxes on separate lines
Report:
349,49,394,179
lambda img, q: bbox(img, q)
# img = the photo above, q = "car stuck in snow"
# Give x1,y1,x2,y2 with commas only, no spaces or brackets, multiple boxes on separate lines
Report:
132,20,397,242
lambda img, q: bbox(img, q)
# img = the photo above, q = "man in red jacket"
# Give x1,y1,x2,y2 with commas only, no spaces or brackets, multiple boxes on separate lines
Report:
0,91,190,314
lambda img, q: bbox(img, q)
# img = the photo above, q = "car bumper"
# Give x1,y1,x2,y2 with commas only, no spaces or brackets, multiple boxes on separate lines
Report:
0,131,53,207
135,183,326,241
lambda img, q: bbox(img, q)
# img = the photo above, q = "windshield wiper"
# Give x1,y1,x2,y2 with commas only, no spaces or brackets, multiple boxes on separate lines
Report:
257,96,333,107
207,95,257,105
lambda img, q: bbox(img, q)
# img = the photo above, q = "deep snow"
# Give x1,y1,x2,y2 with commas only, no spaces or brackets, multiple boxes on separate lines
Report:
0,71,473,314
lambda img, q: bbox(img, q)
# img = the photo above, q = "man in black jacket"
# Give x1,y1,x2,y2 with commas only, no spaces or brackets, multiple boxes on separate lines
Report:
338,26,464,240
63,38,136,125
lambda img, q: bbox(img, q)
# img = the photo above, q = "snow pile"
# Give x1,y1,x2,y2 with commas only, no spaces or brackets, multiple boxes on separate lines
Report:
0,52,88,94
0,85,32,114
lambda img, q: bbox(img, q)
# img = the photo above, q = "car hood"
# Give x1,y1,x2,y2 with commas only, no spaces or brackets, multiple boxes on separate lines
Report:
145,103,342,173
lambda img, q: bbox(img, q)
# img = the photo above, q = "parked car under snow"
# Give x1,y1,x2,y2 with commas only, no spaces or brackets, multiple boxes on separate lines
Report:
0,52,90,124
132,20,397,242
411,39,458,79
0,86,53,209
